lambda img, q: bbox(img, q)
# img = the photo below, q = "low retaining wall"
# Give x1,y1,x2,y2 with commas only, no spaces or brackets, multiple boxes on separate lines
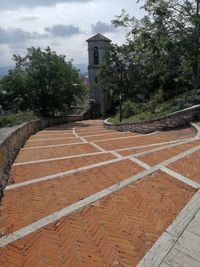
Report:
0,115,82,196
104,105,200,134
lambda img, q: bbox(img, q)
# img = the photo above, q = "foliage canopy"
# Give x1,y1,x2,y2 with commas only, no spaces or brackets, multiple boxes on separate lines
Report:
100,0,200,113
0,47,87,117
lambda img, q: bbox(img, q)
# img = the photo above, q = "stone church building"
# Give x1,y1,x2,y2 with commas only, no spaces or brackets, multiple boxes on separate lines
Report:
86,34,111,116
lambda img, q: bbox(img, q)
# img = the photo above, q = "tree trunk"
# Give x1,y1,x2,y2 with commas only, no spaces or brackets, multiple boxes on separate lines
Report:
193,0,200,98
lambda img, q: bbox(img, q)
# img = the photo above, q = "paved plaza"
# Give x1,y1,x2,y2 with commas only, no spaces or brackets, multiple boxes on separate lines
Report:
1,120,200,266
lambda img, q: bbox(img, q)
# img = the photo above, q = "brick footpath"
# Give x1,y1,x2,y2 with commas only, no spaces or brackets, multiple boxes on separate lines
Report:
0,120,200,266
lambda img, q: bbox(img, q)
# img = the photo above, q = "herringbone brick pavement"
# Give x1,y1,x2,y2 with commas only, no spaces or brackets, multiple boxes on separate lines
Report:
118,144,165,157
1,160,143,235
0,172,195,267
169,150,200,184
84,132,138,142
11,153,116,183
29,132,76,140
15,143,98,163
24,137,82,148
95,128,195,151
138,139,200,166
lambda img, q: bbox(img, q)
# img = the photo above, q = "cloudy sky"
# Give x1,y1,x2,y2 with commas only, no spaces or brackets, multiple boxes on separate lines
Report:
0,0,144,67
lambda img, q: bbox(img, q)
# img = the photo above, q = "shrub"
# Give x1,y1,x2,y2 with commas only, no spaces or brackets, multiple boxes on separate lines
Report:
0,112,40,128
122,101,141,118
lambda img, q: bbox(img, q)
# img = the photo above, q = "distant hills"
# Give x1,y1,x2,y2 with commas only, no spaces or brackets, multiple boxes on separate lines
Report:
0,64,88,79
0,66,15,78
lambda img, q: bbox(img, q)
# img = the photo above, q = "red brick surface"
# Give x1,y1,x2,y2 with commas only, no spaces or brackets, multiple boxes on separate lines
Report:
95,128,195,151
138,140,200,166
15,143,98,163
11,153,116,183
0,172,195,267
0,120,198,267
1,160,143,234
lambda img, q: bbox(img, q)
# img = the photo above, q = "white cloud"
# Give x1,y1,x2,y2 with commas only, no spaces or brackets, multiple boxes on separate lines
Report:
0,0,144,66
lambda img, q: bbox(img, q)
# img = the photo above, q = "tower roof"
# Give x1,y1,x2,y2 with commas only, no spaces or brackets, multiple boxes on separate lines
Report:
86,33,111,42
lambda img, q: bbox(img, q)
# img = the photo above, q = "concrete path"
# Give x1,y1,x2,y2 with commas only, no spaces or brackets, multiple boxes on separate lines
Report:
0,120,200,266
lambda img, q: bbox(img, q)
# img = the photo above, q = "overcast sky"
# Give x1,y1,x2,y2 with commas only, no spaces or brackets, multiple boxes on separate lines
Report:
0,0,144,66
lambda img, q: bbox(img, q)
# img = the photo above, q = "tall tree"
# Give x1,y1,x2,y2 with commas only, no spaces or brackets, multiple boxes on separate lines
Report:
1,47,87,116
113,0,200,97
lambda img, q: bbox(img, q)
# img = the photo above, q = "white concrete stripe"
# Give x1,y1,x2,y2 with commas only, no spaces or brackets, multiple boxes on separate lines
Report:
110,151,124,159
39,130,73,133
27,136,78,142
13,137,199,166
2,143,200,246
21,141,85,150
90,142,107,152
138,190,200,267
13,151,105,166
130,157,200,189
130,158,151,169
0,165,162,247
94,131,158,143
72,127,79,138
35,133,75,136
115,138,194,152
191,123,200,138
81,132,134,138
161,167,200,189
73,128,90,144
130,138,197,158
6,157,122,190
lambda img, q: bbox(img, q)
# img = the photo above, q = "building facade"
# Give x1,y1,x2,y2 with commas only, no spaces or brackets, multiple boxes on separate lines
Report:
86,33,111,116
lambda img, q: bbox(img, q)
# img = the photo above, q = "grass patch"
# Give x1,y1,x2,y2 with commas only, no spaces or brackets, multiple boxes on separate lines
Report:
0,112,41,128
108,91,197,123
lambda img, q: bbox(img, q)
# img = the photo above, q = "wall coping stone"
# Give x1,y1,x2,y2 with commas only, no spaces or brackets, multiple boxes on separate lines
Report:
104,105,200,133
0,115,83,198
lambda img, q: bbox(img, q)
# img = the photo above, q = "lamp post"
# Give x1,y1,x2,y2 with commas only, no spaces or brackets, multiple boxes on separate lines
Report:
118,53,124,122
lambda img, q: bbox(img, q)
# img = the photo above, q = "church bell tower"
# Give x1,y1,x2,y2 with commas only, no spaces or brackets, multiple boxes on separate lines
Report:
86,33,111,116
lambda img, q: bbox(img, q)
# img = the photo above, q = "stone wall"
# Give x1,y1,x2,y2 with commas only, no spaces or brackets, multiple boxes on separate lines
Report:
0,115,82,196
104,105,200,134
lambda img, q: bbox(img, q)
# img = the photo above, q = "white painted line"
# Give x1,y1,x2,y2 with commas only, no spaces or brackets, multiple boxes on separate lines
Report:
110,151,124,159
7,157,122,190
12,140,200,188
94,131,158,143
0,190,115,248
13,151,105,166
27,136,79,142
156,144,200,169
39,130,73,133
0,165,160,247
22,141,85,150
129,139,195,158
115,138,193,152
3,143,200,246
81,132,135,138
90,142,107,152
161,167,200,189
131,157,200,189
72,127,79,138
35,133,75,137
21,141,86,150
130,157,151,169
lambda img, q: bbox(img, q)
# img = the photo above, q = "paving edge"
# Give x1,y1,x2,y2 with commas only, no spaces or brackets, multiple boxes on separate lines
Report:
1,142,200,247
137,190,200,267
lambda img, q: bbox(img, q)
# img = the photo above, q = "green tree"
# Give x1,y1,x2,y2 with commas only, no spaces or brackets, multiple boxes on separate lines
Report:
113,0,200,97
1,47,87,116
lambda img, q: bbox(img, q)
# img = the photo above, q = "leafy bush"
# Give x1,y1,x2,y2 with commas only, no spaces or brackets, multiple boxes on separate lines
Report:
0,112,40,128
122,101,141,118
